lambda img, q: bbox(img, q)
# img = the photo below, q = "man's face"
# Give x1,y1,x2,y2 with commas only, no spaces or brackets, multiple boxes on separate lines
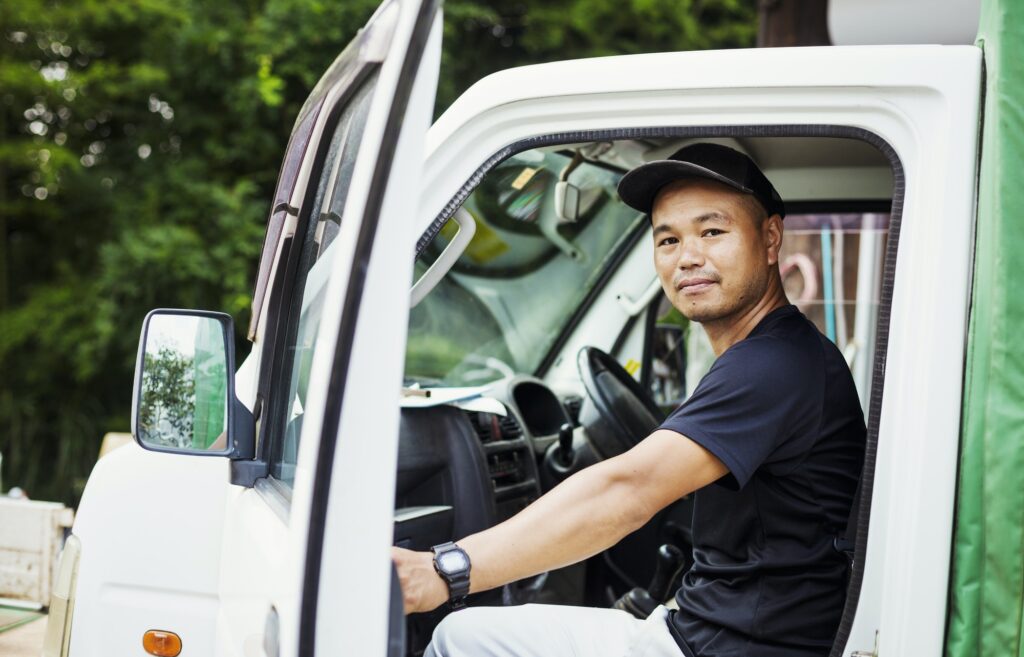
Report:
651,178,781,324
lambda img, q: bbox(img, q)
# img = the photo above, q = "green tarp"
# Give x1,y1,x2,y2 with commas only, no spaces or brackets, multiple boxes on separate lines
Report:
946,0,1024,655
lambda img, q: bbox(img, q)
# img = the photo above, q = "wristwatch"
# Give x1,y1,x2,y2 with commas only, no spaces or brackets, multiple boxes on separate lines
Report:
431,542,471,609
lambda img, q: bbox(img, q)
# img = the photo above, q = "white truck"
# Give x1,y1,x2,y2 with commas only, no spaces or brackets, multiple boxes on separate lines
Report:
45,0,1022,655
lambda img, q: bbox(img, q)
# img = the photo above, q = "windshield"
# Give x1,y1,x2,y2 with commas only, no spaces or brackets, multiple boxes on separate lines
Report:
405,147,645,386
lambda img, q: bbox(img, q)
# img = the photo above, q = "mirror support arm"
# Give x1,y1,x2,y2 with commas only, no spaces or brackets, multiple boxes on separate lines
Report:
231,458,270,488
229,396,269,487
227,397,256,460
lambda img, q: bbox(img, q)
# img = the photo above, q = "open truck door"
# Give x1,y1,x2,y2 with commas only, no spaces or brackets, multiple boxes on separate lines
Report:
60,1,441,655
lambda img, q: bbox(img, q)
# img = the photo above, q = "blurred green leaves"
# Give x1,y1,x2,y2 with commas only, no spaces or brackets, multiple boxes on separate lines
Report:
0,0,754,505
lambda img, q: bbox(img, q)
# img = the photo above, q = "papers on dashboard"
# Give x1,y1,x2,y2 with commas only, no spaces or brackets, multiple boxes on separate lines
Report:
451,395,507,416
399,385,506,416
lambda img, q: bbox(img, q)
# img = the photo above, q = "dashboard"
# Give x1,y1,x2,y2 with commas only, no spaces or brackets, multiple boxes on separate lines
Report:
393,376,576,552
392,376,580,655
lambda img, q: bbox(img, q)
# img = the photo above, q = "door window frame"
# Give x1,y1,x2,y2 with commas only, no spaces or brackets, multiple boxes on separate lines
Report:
235,52,381,496
264,73,379,491
413,125,905,657
298,0,443,652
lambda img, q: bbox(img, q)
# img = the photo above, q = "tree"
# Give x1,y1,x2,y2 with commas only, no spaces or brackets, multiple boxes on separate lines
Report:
138,346,195,449
756,0,830,47
0,0,756,506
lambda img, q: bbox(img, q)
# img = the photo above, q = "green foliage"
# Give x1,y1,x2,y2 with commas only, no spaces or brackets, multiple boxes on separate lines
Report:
436,0,757,111
0,0,755,506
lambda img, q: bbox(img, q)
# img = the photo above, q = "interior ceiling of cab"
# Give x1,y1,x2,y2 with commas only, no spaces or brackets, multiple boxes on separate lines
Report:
547,136,894,203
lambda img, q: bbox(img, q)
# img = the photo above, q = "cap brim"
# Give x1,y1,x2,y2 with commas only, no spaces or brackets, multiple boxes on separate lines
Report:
617,160,754,215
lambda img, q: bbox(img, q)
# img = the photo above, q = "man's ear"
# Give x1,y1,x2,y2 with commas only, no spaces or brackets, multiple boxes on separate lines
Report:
764,214,784,266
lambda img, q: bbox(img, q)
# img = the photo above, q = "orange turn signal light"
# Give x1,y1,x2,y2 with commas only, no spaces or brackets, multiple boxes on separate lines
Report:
143,630,182,657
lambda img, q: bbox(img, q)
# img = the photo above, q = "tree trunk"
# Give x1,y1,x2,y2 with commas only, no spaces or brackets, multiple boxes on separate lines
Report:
757,0,832,47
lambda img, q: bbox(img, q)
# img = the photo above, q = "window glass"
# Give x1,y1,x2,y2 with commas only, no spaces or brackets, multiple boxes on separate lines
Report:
679,211,890,411
646,296,689,413
405,148,646,386
779,211,890,409
270,76,377,487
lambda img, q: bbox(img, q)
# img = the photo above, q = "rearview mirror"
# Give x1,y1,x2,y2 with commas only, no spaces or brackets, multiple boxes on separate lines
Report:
131,309,254,458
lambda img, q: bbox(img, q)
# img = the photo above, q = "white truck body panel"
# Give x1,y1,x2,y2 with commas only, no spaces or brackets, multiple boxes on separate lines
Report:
68,443,229,655
828,0,980,46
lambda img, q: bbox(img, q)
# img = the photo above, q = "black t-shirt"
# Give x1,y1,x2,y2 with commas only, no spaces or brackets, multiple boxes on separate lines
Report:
661,305,865,657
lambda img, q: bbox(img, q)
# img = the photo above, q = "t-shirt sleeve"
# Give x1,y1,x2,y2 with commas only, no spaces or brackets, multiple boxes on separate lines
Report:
659,337,819,490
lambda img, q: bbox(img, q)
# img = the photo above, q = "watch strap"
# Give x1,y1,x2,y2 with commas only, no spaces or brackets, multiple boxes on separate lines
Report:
431,542,471,608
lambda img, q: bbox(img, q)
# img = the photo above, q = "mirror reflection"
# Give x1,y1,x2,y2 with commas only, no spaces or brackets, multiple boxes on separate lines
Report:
137,314,228,451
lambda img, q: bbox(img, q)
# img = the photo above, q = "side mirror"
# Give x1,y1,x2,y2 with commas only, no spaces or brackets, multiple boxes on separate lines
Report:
131,309,254,459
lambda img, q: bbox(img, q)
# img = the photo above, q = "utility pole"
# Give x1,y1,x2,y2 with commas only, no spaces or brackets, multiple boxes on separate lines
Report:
757,0,831,47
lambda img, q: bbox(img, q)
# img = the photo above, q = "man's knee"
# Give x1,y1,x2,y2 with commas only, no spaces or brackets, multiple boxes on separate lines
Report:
427,608,490,657
426,603,640,657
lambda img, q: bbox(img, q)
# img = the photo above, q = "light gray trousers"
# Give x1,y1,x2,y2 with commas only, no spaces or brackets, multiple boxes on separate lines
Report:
424,604,684,657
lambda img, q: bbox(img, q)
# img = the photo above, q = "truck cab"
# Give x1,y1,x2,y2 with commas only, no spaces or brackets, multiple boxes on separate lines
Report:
46,1,989,656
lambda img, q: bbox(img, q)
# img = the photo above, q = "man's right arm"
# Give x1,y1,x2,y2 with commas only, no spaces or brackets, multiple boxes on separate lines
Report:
394,429,727,614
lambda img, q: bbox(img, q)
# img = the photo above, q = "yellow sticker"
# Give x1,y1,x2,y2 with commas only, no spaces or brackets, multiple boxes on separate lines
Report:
510,167,538,190
439,207,510,264
624,359,641,376
464,214,509,263
439,219,460,241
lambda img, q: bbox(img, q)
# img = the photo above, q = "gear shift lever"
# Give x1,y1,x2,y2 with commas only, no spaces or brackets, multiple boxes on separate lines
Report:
557,422,574,466
612,544,687,619
648,544,685,603
541,422,598,489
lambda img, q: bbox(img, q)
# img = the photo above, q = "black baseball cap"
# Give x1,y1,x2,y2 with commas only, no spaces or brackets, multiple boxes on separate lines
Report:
617,143,785,219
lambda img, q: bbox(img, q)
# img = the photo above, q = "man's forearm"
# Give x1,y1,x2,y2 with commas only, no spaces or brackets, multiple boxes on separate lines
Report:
393,431,724,613
460,455,653,594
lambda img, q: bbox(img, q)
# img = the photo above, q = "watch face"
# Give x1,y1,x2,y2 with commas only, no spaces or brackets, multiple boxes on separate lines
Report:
438,550,468,573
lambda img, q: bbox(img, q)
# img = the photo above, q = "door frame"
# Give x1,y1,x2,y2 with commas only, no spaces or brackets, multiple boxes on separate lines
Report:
411,44,983,656
290,0,443,655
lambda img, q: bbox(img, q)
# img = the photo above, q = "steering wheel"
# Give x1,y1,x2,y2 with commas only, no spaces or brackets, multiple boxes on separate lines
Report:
576,346,666,459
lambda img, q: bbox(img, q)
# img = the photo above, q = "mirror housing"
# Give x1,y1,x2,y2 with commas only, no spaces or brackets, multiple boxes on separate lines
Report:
554,181,580,222
131,309,254,460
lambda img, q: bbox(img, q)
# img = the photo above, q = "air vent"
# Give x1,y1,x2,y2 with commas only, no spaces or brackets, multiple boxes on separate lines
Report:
467,409,524,443
467,411,498,443
498,412,523,441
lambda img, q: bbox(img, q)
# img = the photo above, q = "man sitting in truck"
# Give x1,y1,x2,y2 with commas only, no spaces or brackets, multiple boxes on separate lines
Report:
392,143,866,657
